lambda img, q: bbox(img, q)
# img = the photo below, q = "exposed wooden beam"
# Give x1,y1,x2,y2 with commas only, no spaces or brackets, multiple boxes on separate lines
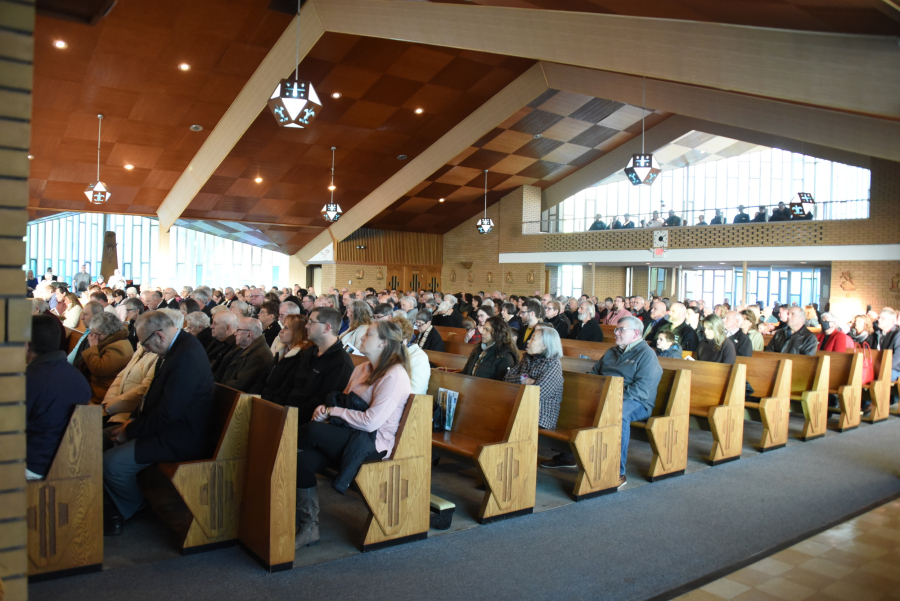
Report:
156,3,325,233
541,62,900,164
542,115,694,212
314,0,900,119
295,62,549,264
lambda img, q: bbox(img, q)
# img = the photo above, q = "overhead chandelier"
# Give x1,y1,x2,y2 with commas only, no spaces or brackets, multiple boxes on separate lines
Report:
476,169,494,234
84,114,110,204
322,146,341,222
624,78,660,187
267,0,322,129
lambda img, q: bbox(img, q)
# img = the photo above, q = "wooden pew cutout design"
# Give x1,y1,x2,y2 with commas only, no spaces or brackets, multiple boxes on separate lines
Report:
737,356,793,450
429,371,539,524
238,398,298,572
543,374,623,500
356,394,432,551
659,359,747,465
153,386,252,553
754,352,829,440
27,404,103,581
867,349,893,423
820,351,862,431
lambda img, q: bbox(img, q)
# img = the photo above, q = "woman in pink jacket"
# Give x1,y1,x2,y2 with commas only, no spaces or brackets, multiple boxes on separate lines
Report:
294,319,412,549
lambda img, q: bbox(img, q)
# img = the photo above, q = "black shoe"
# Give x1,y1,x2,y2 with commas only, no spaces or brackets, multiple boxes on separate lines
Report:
104,513,123,537
540,454,577,469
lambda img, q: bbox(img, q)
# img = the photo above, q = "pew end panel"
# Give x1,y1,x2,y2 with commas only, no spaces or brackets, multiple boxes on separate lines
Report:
755,351,829,440
642,369,690,481
238,398,298,572
474,384,539,523
706,363,747,465
738,356,792,451
821,351,862,431
26,404,103,581
356,394,432,552
868,349,893,423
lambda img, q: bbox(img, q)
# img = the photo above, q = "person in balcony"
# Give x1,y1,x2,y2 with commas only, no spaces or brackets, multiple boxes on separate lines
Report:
664,210,682,227
620,213,636,228
587,214,608,230
733,205,750,224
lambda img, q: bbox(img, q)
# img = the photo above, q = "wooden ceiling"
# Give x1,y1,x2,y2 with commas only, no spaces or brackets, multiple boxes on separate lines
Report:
366,89,670,234
426,0,900,35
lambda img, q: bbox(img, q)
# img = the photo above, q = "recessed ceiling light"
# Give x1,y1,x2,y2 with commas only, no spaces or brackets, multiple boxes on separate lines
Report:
533,134,542,139
53,40,67,49
397,154,407,160
331,92,341,99
254,177,263,183
190,124,203,132
719,262,725,264
800,261,807,264
327,184,336,191
414,108,423,114
439,198,445,202
27,154,34,160
124,164,134,170
178,63,191,71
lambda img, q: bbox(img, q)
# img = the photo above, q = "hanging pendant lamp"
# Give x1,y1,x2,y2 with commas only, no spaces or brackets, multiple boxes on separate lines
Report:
322,146,342,222
624,78,660,186
267,0,322,129
84,114,111,204
476,169,494,234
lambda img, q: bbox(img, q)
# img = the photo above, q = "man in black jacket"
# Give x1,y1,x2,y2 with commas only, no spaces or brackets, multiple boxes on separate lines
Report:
872,308,900,384
632,295,651,326
286,307,355,423
709,210,724,225
724,311,753,357
103,311,215,534
765,306,818,356
642,299,669,350
664,303,699,352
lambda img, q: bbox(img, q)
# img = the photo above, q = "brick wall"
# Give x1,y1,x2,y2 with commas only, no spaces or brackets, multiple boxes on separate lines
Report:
335,263,388,292
320,263,336,291
829,261,900,320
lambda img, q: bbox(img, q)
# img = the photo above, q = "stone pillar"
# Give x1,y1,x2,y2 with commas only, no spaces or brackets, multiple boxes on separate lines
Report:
288,254,305,288
154,228,174,289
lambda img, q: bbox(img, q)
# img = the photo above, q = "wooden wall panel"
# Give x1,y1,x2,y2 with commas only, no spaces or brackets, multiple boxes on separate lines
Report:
0,1,33,599
336,228,442,266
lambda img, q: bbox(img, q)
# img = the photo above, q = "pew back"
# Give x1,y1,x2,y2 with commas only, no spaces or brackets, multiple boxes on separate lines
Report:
425,350,469,371
752,350,829,439
657,358,739,411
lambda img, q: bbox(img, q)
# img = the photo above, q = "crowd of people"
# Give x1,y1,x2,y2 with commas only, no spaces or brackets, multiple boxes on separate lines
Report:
585,202,814,231
26,271,899,549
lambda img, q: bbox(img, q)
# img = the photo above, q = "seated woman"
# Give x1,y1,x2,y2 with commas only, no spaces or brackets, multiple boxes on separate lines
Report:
178,298,201,320
56,291,83,329
694,314,736,364
804,305,820,328
500,302,522,337
463,316,518,380
79,312,135,404
504,324,564,430
392,315,429,395
685,306,701,331
294,320,412,548
102,336,158,428
656,330,683,358
340,299,373,354
414,309,445,352
257,314,311,403
464,306,494,344
740,310,765,351
816,312,850,352
849,314,874,347
184,311,213,349
430,300,454,327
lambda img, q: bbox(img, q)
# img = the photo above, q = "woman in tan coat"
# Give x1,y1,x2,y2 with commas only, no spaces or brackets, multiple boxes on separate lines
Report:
102,342,158,425
80,312,134,404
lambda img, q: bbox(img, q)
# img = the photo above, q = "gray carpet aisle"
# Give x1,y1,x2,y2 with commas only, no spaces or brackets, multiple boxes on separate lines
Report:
32,418,900,601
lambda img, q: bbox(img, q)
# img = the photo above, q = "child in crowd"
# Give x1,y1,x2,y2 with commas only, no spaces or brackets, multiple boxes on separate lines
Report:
656,330,683,359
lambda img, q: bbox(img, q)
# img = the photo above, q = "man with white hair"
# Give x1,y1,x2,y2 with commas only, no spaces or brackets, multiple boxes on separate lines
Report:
765,306,818,355
191,288,214,318
230,300,251,318
207,310,238,372
223,287,236,308
541,315,661,489
724,310,753,357
444,294,463,328
159,288,178,309
142,289,163,311
400,296,418,324
873,308,900,383
214,317,272,392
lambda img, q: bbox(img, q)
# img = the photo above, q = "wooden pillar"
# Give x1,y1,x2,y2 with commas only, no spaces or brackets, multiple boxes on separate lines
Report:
742,261,748,305
0,2,34,599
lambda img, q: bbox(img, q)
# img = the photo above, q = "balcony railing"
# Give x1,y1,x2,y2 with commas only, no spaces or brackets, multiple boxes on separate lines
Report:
526,199,869,235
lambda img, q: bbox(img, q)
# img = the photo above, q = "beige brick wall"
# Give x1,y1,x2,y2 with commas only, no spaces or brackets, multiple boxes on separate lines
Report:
830,261,900,320
320,263,336,291
334,263,389,292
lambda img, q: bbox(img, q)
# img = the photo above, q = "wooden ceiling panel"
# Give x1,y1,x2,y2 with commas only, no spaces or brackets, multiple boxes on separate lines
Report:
386,45,458,82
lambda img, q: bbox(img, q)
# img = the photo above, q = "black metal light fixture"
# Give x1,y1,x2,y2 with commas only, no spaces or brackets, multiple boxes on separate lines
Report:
624,78,660,186
267,0,322,129
322,146,341,222
84,114,111,204
476,169,494,234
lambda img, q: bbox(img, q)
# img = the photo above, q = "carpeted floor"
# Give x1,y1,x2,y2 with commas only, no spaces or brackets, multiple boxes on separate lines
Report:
31,416,900,601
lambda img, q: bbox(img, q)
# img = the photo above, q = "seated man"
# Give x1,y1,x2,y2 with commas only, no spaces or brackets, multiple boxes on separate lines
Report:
103,311,215,535
764,306,818,355
724,310,753,357
662,302,700,352
733,205,750,223
542,317,662,485
873,307,900,384
215,317,273,392
769,201,791,221
642,299,669,350
207,310,238,372
285,307,355,422
664,210,681,227
258,300,281,347
26,315,92,479
516,299,542,350
645,211,663,228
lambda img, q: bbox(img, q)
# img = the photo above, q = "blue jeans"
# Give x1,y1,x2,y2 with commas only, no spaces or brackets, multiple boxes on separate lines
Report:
621,400,651,477
892,369,899,383
103,439,151,519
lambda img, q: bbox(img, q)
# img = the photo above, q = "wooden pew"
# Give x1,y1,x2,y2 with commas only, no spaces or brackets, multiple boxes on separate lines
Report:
27,404,103,581
429,371,538,523
658,358,747,465
355,394,432,551
238,398,297,572
143,385,252,553
819,350,862,431
752,351,829,440
550,356,692,482
64,327,81,354
866,349,894,422
425,350,468,371
736,356,793,450
542,373,624,500
433,326,467,341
